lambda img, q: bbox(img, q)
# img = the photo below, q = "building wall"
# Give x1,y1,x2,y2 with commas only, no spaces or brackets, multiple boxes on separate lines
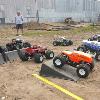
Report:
0,0,37,23
0,0,99,23
38,0,99,22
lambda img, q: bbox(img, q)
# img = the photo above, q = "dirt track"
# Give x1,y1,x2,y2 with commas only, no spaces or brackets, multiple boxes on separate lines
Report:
0,27,100,100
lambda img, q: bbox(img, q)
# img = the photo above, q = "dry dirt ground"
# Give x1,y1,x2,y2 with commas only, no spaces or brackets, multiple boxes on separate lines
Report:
0,26,100,100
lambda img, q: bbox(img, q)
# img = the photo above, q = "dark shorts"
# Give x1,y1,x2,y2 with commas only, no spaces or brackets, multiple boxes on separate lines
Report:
16,24,23,29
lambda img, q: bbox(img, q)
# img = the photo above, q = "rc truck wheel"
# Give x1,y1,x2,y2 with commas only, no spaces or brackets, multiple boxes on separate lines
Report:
98,38,100,42
0,46,8,52
18,51,29,61
34,53,44,63
45,50,54,59
23,42,31,48
53,41,58,46
95,53,100,61
6,44,13,51
69,40,73,45
88,38,93,41
77,46,86,53
86,62,94,71
16,44,22,50
53,56,65,68
63,42,69,46
77,64,91,78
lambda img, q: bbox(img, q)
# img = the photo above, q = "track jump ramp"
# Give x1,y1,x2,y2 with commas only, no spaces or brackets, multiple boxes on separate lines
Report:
40,60,80,81
5,50,19,62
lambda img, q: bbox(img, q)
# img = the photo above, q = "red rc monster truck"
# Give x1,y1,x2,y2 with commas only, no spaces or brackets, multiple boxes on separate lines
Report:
53,50,94,78
18,45,54,63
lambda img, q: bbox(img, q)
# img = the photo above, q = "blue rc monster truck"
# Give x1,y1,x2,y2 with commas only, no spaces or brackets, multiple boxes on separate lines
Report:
77,40,100,61
88,34,100,42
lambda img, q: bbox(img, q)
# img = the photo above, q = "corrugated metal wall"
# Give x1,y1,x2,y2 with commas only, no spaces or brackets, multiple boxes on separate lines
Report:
38,0,99,22
0,0,100,23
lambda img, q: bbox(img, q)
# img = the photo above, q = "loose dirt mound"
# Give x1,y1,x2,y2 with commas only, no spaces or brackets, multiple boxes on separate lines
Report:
25,22,70,31
0,27,100,100
25,22,48,30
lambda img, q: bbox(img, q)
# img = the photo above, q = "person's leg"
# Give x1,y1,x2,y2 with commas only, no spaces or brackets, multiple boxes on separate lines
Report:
20,24,23,34
16,24,19,36
21,28,23,34
17,29,19,34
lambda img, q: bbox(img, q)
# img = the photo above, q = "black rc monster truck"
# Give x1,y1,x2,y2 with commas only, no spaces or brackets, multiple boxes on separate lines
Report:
6,38,31,51
53,37,73,46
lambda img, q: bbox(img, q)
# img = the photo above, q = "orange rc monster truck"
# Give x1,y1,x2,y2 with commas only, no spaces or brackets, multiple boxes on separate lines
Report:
53,50,94,78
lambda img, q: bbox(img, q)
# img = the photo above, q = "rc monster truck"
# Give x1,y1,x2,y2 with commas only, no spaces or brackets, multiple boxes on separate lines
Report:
53,37,73,46
88,34,100,42
18,45,54,63
53,50,94,78
77,40,100,61
6,38,31,51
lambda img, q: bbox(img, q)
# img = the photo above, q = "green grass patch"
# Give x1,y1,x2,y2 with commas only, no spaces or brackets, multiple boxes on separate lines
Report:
23,25,100,37
23,30,66,36
70,25,100,34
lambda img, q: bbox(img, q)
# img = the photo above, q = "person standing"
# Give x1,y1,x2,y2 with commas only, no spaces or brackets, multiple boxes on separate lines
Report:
15,12,23,36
